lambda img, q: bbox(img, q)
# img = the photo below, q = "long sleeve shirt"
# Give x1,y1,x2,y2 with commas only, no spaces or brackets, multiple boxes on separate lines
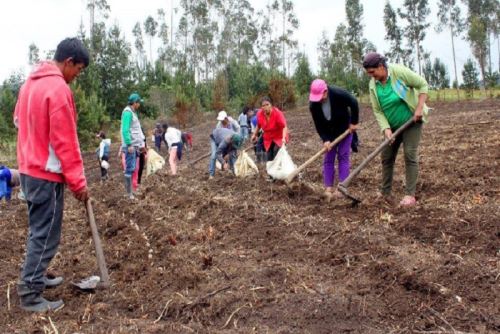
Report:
309,85,359,142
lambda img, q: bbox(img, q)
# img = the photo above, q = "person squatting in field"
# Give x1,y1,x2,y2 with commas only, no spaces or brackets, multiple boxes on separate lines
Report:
309,79,359,200
362,52,429,207
251,96,289,163
208,127,243,179
14,37,90,312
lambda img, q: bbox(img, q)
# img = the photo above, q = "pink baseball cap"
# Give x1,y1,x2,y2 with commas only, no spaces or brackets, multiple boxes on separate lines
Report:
309,79,327,102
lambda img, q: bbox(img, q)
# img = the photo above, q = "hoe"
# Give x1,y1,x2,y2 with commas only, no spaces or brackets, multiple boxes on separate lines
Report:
338,118,416,206
73,199,110,290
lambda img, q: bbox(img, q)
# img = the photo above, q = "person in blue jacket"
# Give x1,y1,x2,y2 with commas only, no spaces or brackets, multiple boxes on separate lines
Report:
0,166,20,201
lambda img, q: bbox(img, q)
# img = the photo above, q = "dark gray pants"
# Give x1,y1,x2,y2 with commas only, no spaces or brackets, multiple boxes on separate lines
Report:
380,122,422,196
19,174,64,292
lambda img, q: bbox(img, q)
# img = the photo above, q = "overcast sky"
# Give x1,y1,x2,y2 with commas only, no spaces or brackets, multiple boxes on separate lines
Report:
1,0,496,83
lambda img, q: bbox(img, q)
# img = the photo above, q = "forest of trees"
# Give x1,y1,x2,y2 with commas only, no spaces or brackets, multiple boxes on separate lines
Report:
0,0,499,148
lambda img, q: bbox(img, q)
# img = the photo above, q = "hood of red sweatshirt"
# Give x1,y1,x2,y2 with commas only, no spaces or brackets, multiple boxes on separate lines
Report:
29,61,63,81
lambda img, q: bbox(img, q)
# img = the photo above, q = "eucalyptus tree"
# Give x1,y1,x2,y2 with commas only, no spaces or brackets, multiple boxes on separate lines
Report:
293,52,314,96
436,0,464,97
216,0,258,66
257,6,282,73
276,0,299,76
178,0,218,81
86,0,110,56
398,0,431,75
157,8,172,71
28,43,40,66
132,22,146,68
99,24,134,119
462,0,498,86
345,0,364,69
462,58,480,96
144,15,159,64
384,1,411,65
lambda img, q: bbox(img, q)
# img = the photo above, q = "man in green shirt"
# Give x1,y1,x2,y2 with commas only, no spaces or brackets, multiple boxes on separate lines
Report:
363,52,429,207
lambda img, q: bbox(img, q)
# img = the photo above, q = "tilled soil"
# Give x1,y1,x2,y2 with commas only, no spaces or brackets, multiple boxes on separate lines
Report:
0,99,499,333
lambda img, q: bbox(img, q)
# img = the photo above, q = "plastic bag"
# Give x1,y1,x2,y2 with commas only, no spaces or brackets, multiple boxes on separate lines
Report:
235,151,259,177
100,160,110,170
266,145,297,180
146,148,165,176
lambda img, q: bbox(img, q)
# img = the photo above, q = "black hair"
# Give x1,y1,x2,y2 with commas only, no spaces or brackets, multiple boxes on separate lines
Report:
54,38,90,67
261,96,272,105
242,106,250,115
162,123,169,130
362,52,387,69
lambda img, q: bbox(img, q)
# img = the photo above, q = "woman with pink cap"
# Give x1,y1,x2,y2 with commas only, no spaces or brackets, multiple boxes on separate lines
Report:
309,79,359,200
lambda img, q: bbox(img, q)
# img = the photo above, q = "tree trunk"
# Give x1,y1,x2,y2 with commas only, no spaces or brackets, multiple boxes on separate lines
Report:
450,8,460,101
282,10,286,75
416,39,422,76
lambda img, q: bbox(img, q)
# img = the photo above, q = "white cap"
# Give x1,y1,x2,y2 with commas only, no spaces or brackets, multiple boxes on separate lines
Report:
217,110,228,121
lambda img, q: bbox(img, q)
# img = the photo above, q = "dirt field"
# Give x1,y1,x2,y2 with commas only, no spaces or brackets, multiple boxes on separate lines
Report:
0,99,499,333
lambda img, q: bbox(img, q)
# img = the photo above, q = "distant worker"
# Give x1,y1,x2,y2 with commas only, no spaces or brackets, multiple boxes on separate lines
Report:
309,79,359,200
238,106,250,141
0,166,20,201
153,123,163,152
362,52,429,207
163,123,183,175
120,93,145,200
216,110,240,133
251,97,289,162
96,131,111,182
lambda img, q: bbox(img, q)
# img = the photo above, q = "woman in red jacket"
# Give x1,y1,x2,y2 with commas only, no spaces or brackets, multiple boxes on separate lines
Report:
250,97,289,162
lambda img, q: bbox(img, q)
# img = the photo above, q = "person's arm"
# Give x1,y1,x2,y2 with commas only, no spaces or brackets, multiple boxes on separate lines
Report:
231,118,240,133
49,89,88,199
98,141,105,160
251,124,261,141
121,110,134,153
344,90,359,132
282,126,288,143
216,139,229,164
395,64,428,122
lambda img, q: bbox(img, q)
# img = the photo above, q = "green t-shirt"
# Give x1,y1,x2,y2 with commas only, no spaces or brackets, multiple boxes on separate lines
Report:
376,77,413,129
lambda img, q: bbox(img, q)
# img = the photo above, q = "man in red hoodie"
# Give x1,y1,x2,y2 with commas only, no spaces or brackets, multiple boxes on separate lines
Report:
14,38,90,312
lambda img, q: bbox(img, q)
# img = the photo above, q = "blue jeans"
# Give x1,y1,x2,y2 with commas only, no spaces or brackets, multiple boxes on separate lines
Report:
240,126,249,141
122,146,138,177
208,139,218,176
19,174,64,292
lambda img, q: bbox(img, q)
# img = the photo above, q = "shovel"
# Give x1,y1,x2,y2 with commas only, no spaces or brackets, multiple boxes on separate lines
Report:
338,118,416,205
285,129,350,184
73,199,110,290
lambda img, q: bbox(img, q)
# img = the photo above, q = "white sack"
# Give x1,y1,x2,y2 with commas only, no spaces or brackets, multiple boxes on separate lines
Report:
266,145,296,180
235,151,259,177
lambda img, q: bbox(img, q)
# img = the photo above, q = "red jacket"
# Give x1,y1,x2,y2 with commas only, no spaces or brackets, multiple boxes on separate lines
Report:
256,107,288,151
14,62,86,193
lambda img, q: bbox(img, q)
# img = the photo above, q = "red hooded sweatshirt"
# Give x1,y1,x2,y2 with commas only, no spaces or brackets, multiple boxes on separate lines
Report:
14,62,86,193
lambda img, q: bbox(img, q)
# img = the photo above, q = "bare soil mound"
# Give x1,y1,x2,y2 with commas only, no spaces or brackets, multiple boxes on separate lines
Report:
1,99,499,333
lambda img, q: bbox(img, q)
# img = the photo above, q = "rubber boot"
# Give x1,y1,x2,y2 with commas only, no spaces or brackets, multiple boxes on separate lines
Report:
17,282,64,312
125,176,134,200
